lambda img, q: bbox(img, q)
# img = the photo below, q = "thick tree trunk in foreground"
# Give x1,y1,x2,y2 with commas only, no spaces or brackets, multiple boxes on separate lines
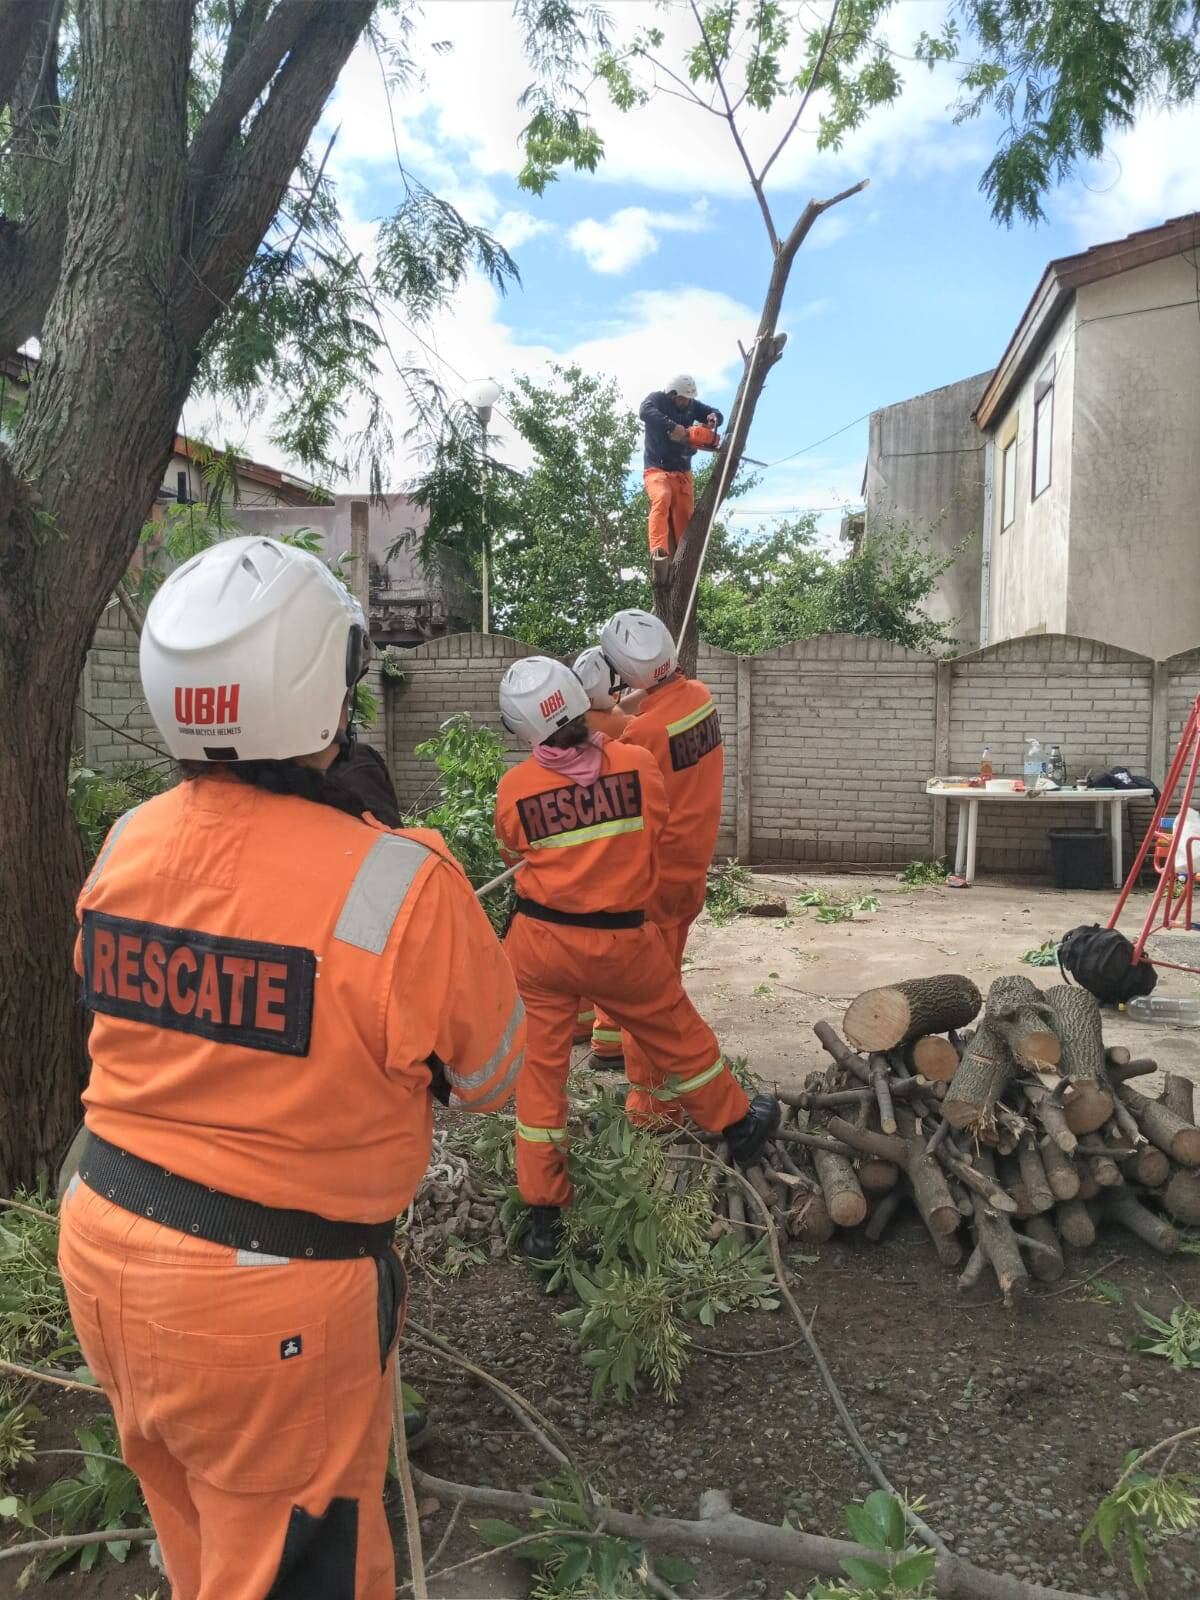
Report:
0,0,372,1190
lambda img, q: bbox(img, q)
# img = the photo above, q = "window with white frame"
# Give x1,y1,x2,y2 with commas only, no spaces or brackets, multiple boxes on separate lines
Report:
1000,437,1017,529
1032,355,1055,499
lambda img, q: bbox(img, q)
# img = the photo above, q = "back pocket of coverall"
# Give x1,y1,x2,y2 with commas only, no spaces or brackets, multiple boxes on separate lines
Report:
58,1273,117,1393
149,1319,326,1494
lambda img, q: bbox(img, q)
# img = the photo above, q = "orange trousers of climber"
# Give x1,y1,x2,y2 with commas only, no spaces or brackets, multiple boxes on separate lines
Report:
507,914,748,1207
644,468,693,557
59,1181,398,1600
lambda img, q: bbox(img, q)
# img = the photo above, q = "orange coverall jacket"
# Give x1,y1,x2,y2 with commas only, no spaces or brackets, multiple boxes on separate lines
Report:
621,673,724,926
59,773,523,1600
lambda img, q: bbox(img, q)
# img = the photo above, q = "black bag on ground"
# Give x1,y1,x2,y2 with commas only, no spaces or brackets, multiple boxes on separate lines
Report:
1057,924,1157,1004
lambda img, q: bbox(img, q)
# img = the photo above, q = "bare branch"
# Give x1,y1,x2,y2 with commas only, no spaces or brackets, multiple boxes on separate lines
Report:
412,1471,1096,1600
780,175,870,264
758,0,842,187
0,1528,155,1566
688,0,778,250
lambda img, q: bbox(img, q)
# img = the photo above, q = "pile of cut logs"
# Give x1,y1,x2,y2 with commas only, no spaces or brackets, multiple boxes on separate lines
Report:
695,973,1200,1307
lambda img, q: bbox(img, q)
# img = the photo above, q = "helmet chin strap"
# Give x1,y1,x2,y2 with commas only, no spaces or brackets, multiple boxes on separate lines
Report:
331,693,359,767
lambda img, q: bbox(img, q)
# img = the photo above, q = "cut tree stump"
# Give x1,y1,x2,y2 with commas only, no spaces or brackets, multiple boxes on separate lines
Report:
908,1035,959,1082
1130,1145,1170,1188
1044,986,1113,1134
985,975,1061,1070
905,1146,961,1239
856,1158,899,1196
1119,1085,1200,1166
812,1149,867,1228
1164,1168,1200,1226
943,1024,1012,1133
1057,1198,1096,1249
1162,1073,1197,1124
1040,1139,1081,1201
1022,1215,1066,1283
1097,1185,1179,1254
843,974,982,1052
787,1190,835,1246
1016,1135,1055,1214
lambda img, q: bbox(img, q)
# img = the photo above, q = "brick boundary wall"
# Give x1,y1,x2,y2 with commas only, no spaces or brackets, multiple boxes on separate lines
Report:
84,623,1200,878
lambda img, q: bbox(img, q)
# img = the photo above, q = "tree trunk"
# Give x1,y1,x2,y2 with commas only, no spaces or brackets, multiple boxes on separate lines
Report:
1162,1073,1196,1123
908,1034,959,1082
1022,1215,1065,1283
943,1024,1011,1133
984,975,1061,1070
1130,1145,1170,1188
812,1148,867,1227
1016,1135,1055,1214
1056,1197,1096,1249
843,975,982,1053
1164,1168,1200,1226
1097,1185,1179,1254
0,0,373,1190
653,183,869,670
1039,1138,1080,1201
1119,1085,1200,1166
1044,985,1113,1134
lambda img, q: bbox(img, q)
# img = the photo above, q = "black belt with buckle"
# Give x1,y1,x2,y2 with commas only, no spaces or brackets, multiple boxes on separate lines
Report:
78,1132,396,1261
514,895,644,930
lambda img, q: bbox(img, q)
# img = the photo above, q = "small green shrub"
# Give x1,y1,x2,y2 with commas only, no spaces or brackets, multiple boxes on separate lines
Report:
800,1493,935,1597
897,859,946,889
404,713,511,929
0,1416,145,1577
705,860,752,925
68,760,171,868
1085,1445,1200,1594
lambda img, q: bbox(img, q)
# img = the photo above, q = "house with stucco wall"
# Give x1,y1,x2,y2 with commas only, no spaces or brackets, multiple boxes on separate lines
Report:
861,212,1200,660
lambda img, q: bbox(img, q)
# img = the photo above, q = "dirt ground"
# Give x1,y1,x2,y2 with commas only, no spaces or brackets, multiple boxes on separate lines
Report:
689,871,1200,1097
8,872,1200,1599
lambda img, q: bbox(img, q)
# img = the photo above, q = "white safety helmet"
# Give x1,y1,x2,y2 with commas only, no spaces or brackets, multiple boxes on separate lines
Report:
140,535,369,763
601,609,678,691
665,374,698,399
573,645,618,711
499,656,590,745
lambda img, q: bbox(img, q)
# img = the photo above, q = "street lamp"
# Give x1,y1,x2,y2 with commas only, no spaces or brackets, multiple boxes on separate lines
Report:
464,378,501,634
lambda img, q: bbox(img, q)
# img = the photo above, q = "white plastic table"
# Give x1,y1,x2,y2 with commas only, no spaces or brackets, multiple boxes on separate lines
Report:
926,785,1157,887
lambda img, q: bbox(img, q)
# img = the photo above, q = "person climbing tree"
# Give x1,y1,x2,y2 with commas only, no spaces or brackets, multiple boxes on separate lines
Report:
640,376,723,567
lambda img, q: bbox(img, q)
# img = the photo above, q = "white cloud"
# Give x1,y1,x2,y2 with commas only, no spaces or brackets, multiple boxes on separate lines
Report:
1058,101,1200,242
566,201,711,274
493,210,553,250
316,1,975,219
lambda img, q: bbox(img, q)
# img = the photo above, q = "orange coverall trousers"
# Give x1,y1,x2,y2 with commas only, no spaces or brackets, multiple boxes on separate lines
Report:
590,912,696,1090
59,1181,399,1600
644,468,694,557
507,914,748,1206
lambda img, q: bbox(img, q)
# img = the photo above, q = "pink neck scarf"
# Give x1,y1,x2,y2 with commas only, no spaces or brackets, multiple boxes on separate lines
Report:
533,733,606,787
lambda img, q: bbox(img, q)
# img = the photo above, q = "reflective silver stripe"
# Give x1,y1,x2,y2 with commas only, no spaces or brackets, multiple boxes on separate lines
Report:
454,1049,524,1107
333,835,432,954
448,999,525,1094
84,805,141,889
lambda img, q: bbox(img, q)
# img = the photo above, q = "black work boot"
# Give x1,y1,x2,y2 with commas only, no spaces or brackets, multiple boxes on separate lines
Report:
586,1050,624,1073
519,1205,563,1263
723,1092,782,1168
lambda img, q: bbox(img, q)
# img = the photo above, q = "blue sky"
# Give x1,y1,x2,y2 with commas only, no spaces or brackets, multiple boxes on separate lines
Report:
200,1,1200,542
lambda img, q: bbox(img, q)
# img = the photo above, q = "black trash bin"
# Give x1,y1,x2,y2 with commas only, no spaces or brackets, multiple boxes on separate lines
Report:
1047,828,1108,890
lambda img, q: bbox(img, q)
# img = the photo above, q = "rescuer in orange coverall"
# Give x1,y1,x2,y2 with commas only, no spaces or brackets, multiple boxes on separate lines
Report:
58,536,524,1600
494,654,779,1261
587,612,724,1106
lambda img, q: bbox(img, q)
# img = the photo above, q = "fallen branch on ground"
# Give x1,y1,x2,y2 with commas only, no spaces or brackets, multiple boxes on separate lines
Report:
411,1472,1095,1600
0,1527,155,1564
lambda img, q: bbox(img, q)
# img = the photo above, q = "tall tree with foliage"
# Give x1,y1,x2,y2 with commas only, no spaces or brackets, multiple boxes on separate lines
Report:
0,0,557,1190
488,365,651,655
697,515,961,655
516,0,1200,668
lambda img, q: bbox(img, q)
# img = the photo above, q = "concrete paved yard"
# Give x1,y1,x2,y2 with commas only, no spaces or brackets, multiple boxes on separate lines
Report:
686,872,1200,1094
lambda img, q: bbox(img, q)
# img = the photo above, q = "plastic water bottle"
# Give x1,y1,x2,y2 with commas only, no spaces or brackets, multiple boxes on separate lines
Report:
1127,994,1200,1027
1024,738,1044,786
